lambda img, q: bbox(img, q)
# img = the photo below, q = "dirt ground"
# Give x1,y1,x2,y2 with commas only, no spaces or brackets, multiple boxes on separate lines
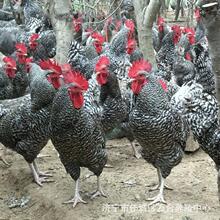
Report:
0,139,220,220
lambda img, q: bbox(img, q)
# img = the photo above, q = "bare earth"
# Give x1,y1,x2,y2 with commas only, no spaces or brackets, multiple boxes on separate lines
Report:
0,139,220,220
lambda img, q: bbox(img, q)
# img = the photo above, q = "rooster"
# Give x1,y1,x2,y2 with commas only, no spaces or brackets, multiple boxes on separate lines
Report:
128,60,188,205
49,55,126,207
49,70,107,208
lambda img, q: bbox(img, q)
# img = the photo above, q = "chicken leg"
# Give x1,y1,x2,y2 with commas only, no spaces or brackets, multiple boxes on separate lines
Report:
130,141,142,159
91,176,107,199
0,152,10,166
63,179,87,208
146,175,167,206
29,161,53,186
33,160,52,177
149,168,173,191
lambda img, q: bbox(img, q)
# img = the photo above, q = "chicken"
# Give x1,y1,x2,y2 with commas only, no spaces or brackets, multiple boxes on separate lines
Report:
0,93,52,186
49,55,126,207
173,31,196,86
13,0,51,32
192,37,216,95
0,43,30,100
128,60,188,205
171,81,220,202
152,17,171,53
49,72,107,208
173,23,215,95
28,31,56,62
156,25,182,81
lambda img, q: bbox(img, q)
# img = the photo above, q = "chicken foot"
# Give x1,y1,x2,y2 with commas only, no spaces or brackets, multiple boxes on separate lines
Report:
63,179,87,208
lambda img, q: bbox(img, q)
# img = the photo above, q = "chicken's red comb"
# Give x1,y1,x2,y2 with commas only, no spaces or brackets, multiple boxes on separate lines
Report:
30,33,39,42
25,57,33,63
15,43,27,54
39,59,62,74
157,16,165,26
64,71,88,90
95,56,110,71
171,25,181,32
128,59,152,78
127,38,136,47
185,28,195,45
125,19,135,33
91,32,105,44
3,56,16,67
183,27,195,34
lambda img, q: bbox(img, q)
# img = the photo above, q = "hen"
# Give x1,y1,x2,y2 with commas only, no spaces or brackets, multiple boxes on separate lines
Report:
171,81,220,202
0,93,52,186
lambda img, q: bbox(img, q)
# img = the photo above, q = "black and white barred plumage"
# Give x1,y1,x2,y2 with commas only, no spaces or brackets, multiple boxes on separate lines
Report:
193,41,216,95
129,73,187,178
0,95,51,164
171,82,220,166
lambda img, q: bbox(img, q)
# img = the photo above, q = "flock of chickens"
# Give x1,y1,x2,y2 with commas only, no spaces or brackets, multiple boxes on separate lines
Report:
0,0,220,209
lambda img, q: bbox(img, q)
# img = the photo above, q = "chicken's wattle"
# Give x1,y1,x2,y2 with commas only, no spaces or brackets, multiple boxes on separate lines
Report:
5,68,16,79
68,90,84,109
93,42,102,54
47,74,61,89
96,72,108,85
29,41,38,50
131,78,147,95
17,54,27,64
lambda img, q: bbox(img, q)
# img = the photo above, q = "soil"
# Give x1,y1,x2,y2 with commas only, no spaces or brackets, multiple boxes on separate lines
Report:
0,139,220,220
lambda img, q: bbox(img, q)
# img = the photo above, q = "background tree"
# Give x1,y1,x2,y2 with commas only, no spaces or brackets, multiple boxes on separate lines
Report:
45,0,73,63
133,0,161,64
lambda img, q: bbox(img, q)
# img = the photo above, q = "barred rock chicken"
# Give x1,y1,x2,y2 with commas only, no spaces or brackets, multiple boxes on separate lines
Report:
50,56,126,207
13,0,52,32
68,40,99,80
0,93,52,186
0,25,56,61
171,81,220,202
173,29,196,86
152,17,171,53
128,60,188,205
156,25,182,81
49,71,106,208
28,31,56,62
173,22,215,95
0,43,30,100
192,37,216,95
29,60,57,112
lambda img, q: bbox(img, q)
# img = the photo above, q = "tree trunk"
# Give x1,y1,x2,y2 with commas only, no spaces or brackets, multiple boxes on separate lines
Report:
46,0,73,63
133,0,161,64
